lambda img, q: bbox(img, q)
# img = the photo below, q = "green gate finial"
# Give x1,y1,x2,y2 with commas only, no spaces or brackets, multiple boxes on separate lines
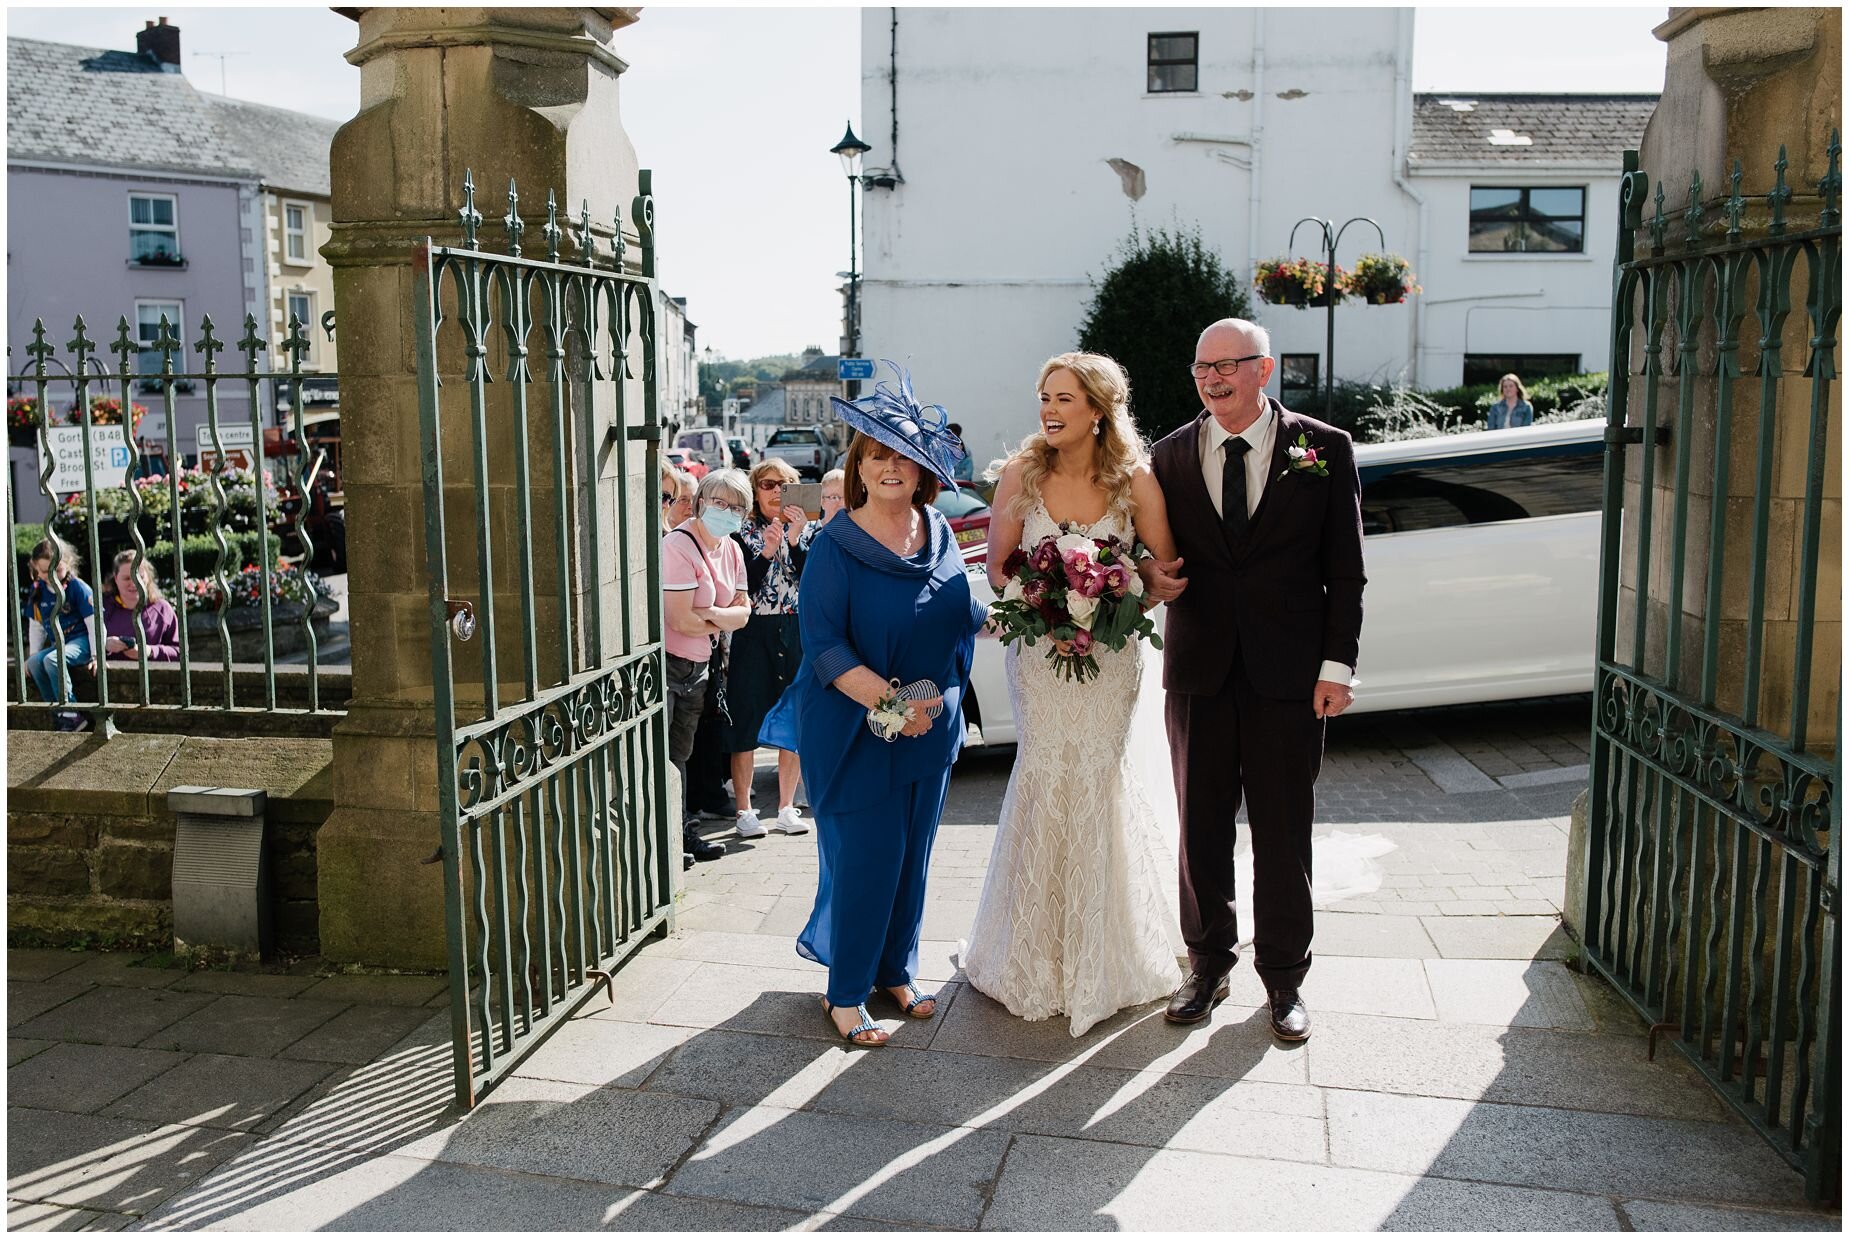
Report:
195,315,225,372
1724,161,1746,242
543,190,562,264
278,314,311,369
503,178,524,258
1683,168,1705,246
66,316,95,373
25,320,53,378
611,203,626,269
153,316,181,373
1818,128,1841,230
460,169,483,251
237,314,267,370
110,317,138,375
1769,146,1792,236
1648,181,1669,253
576,200,595,267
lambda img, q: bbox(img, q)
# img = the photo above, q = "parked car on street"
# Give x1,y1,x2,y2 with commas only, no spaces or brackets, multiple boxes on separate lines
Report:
727,437,753,469
665,448,707,480
957,419,1604,748
932,483,991,566
762,427,833,480
674,429,727,474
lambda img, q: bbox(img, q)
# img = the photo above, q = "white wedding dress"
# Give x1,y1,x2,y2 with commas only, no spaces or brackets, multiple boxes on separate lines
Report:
962,498,1184,1036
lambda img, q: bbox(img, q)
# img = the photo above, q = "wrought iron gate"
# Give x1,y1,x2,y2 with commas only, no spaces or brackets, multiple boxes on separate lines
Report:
414,171,673,1107
1586,139,1840,1198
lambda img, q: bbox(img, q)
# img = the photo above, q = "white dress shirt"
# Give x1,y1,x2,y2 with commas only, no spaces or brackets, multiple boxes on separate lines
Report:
1196,402,1356,689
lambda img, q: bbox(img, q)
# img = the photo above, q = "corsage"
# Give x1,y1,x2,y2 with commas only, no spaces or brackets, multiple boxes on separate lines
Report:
867,681,914,742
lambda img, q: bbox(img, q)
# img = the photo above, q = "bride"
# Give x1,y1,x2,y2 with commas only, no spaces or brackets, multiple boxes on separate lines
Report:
962,351,1184,1036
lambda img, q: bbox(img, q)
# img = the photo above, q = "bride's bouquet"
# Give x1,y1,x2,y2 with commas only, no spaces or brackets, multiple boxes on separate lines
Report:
988,526,1163,682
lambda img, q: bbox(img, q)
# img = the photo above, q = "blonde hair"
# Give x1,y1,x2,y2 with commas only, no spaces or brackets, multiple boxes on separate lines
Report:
1005,352,1147,522
111,549,165,603
820,468,845,488
1499,373,1528,402
748,457,801,521
696,467,751,513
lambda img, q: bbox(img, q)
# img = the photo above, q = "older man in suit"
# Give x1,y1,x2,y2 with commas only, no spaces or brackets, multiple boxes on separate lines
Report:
1141,317,1366,1041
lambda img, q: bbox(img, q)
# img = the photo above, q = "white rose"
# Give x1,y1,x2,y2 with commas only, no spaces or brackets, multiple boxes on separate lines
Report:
1002,576,1025,602
1054,532,1098,563
1066,592,1098,627
1126,568,1145,598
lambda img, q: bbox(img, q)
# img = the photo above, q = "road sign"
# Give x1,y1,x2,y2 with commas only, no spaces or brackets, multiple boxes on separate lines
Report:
837,358,875,381
196,422,258,473
38,426,132,494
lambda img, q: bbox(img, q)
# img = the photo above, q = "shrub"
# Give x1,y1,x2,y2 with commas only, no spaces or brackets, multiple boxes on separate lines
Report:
1077,224,1256,443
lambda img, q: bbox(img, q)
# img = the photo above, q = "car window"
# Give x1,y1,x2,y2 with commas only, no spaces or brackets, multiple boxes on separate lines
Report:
1360,447,1603,535
768,429,820,445
932,487,989,518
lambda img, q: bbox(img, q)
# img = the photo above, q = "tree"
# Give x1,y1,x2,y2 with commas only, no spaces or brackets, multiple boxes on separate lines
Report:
1077,224,1254,443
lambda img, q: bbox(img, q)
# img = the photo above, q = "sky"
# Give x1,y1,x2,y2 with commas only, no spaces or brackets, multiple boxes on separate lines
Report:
4,5,1668,359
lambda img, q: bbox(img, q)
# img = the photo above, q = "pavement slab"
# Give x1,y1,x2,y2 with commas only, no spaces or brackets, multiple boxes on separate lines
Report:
100,1053,337,1132
665,1102,1011,1229
979,1133,1624,1231
1616,1198,1843,1230
167,972,321,999
1422,959,1596,1030
12,987,214,1047
292,974,448,1008
641,960,953,1050
6,1107,255,1216
1325,1088,1809,1206
636,1026,852,1109
6,1199,133,1231
6,1042,189,1115
576,954,703,1025
49,956,183,991
509,1016,697,1091
1312,911,1439,959
7,982,93,1029
138,994,349,1057
1421,915,1574,960
7,949,87,982
10,1037,56,1066
275,1005,435,1065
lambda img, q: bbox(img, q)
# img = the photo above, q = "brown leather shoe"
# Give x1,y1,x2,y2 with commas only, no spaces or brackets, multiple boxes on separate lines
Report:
1268,988,1310,1041
1165,971,1232,1024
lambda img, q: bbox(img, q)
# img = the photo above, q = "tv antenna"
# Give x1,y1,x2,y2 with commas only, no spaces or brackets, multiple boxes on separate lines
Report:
193,50,248,96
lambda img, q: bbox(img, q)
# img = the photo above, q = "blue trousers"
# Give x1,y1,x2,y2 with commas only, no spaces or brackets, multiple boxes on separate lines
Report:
798,769,952,1008
27,635,91,707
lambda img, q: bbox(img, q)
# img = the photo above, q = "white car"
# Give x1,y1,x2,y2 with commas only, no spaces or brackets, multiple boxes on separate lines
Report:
959,419,1603,744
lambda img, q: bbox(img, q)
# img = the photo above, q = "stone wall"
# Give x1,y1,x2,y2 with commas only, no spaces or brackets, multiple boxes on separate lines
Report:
7,732,333,954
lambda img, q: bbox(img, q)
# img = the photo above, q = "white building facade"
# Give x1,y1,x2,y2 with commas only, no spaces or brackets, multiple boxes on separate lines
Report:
855,8,1652,462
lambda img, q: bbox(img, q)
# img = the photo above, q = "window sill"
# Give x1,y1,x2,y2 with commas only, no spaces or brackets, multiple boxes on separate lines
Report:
128,260,189,271
1461,252,1592,262
280,257,313,270
1142,91,1202,100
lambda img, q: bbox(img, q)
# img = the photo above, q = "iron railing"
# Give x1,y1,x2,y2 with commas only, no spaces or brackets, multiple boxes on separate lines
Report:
1586,137,1840,1199
6,313,342,731
416,171,673,1107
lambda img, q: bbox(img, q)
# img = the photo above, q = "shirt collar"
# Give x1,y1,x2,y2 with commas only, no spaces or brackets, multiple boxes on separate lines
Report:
1202,399,1275,455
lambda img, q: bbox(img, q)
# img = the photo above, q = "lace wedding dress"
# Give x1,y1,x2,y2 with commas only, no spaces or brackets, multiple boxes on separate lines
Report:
962,498,1183,1036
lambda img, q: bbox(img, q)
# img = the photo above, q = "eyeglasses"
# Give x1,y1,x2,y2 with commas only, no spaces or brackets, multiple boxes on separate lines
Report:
704,499,745,515
756,479,790,492
1189,354,1267,378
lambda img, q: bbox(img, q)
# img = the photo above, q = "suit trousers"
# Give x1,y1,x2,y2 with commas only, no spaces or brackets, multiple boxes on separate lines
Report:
1165,652,1323,990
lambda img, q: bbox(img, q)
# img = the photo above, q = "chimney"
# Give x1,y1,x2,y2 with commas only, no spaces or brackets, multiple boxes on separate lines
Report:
136,16,181,72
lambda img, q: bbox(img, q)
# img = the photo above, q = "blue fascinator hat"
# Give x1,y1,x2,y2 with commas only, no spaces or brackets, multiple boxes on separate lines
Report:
828,361,968,489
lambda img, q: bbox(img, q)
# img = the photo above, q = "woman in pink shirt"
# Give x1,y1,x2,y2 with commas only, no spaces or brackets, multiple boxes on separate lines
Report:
662,468,752,863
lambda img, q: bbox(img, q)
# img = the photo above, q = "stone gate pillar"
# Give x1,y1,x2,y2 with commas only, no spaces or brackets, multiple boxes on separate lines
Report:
318,7,643,967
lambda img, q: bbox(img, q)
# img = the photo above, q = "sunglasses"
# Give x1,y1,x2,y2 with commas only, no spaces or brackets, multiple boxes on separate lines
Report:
757,479,791,491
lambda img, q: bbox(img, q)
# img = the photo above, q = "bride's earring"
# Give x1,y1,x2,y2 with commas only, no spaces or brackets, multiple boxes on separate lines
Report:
1092,421,1102,437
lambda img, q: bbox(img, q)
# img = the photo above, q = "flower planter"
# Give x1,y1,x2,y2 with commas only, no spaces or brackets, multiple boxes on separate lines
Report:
183,594,339,662
1344,254,1420,307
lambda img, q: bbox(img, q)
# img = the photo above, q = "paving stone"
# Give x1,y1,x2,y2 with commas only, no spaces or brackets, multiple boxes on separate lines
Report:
1423,959,1596,1030
1326,1089,1808,1206
10,1037,55,1066
980,1133,1622,1231
51,954,184,991
578,954,703,1024
1617,1198,1842,1230
276,1004,434,1064
140,994,348,1056
1312,911,1439,958
1276,955,1435,1020
674,901,768,934
293,974,448,1007
13,986,213,1046
511,1015,697,1090
395,1077,719,1189
7,948,86,981
641,960,948,1050
666,1102,1010,1228
6,1106,255,1214
101,1052,336,1131
1307,1011,1730,1121
7,981,92,1029
1420,915,1573,959
168,971,320,999
6,1041,188,1114
640,1027,851,1108
6,1200,131,1231
1569,970,1650,1037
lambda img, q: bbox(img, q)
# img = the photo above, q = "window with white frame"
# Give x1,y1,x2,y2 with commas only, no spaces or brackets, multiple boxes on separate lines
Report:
129,193,181,264
283,201,310,264
134,301,183,374
287,291,316,362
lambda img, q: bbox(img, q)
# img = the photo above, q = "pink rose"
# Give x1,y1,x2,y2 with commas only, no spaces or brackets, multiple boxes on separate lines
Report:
1071,629,1094,656
1302,448,1319,464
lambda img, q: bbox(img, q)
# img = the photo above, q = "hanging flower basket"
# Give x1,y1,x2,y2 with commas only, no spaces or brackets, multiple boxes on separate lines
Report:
67,395,149,435
1344,253,1421,305
1255,257,1348,309
8,395,42,447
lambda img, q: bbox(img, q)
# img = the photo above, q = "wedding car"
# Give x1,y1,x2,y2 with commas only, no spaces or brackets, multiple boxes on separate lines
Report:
958,419,1604,746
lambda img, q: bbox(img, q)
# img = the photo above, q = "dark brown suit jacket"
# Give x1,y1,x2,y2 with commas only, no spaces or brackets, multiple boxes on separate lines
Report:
1151,397,1366,700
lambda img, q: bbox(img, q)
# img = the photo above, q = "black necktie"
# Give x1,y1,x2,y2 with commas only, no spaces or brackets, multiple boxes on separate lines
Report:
1222,437,1252,544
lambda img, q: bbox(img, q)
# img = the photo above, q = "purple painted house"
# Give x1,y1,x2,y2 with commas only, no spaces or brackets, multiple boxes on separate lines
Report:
7,20,269,520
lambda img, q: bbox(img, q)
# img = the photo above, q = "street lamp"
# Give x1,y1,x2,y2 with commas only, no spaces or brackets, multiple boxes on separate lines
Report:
830,122,873,398
1286,215,1386,416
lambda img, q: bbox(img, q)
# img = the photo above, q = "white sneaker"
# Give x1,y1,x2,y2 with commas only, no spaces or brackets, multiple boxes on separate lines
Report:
773,806,811,835
733,809,768,839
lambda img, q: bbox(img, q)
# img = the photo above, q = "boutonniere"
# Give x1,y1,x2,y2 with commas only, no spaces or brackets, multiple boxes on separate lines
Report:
1279,433,1330,480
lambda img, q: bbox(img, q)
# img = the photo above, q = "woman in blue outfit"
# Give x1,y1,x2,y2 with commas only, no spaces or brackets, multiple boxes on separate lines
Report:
763,366,990,1047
